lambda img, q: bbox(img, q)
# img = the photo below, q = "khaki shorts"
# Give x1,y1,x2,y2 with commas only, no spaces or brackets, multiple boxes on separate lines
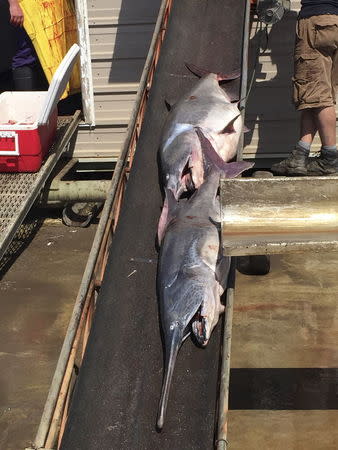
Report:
293,15,338,110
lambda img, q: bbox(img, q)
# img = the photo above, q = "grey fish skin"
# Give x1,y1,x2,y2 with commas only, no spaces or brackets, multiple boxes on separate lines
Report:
159,71,242,198
157,126,253,243
156,169,230,430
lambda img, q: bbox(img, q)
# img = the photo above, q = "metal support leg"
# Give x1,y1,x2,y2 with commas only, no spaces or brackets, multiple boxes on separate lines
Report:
216,287,235,450
217,0,251,445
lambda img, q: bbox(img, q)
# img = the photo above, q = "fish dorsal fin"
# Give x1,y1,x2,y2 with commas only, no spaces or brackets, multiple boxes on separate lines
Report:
185,62,240,82
222,113,241,134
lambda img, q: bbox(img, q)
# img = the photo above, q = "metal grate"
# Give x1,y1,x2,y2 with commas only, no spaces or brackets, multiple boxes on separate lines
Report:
0,173,39,233
0,114,80,262
0,216,42,274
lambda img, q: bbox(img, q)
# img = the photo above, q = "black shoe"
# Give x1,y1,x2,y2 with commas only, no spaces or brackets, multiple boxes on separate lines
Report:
271,145,308,176
307,153,338,176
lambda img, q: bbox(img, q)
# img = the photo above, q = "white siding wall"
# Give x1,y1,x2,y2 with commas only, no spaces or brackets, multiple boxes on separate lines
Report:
243,0,338,160
74,0,161,159
75,0,337,161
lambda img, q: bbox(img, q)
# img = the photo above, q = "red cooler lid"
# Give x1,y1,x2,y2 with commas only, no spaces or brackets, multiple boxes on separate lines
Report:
38,44,80,126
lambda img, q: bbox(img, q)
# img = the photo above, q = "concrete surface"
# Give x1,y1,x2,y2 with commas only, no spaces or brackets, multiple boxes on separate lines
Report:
2,218,338,450
228,252,338,449
229,411,338,450
0,216,96,450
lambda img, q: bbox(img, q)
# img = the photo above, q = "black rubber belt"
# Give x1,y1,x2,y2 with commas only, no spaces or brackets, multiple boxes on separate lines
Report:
61,1,245,448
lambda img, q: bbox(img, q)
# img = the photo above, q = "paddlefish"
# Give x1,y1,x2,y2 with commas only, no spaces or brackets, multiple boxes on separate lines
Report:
156,128,253,429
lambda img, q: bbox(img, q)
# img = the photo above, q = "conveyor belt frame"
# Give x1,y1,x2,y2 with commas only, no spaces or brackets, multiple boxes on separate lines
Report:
29,1,174,448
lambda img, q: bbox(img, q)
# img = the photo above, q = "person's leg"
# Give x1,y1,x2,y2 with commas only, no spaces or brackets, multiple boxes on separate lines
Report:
270,18,315,176
12,65,35,90
34,62,49,91
13,63,49,91
0,70,13,93
315,106,336,147
307,105,338,174
272,15,338,176
301,15,338,174
300,109,317,144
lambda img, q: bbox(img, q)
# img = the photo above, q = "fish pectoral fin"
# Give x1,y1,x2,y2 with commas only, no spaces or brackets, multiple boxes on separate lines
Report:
195,127,227,173
165,187,178,212
157,202,168,245
158,189,179,245
195,128,253,178
221,161,254,178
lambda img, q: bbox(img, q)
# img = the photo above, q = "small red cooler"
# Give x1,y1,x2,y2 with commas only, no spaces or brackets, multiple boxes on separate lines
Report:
0,44,80,173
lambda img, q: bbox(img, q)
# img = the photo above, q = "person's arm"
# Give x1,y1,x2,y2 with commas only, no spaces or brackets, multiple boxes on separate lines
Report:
7,0,24,27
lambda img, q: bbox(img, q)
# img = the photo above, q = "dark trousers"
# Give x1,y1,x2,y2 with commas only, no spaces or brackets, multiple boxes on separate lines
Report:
0,70,13,92
12,63,49,91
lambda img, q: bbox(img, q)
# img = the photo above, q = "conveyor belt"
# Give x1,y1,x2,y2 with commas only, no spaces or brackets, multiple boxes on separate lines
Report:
60,1,246,448
0,113,80,261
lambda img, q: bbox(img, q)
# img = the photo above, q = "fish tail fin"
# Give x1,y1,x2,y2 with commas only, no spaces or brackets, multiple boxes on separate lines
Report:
157,326,183,430
195,127,253,178
185,62,240,82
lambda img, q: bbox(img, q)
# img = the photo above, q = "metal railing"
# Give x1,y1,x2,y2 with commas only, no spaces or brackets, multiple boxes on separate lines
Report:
217,1,251,448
